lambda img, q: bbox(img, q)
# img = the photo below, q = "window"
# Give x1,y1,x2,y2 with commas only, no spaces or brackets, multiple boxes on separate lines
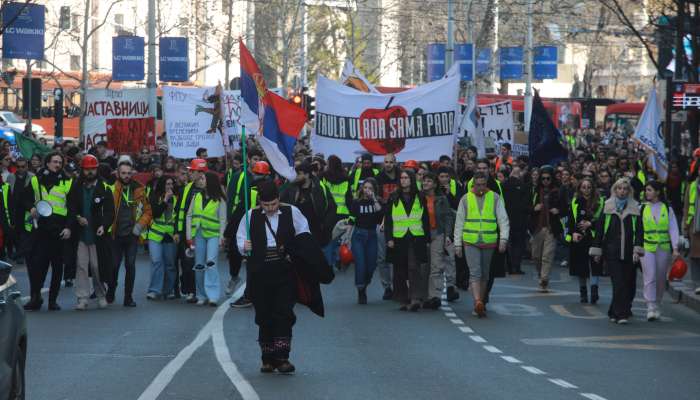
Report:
71,14,80,33
70,55,80,71
114,13,124,26
179,17,189,36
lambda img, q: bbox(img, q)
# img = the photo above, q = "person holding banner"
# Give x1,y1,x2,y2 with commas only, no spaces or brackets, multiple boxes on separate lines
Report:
186,172,227,306
384,169,430,311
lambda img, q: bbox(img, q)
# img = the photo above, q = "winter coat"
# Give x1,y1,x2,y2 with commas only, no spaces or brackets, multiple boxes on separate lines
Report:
503,177,531,232
286,231,334,317
109,180,152,238
280,177,336,246
589,197,644,263
384,192,431,264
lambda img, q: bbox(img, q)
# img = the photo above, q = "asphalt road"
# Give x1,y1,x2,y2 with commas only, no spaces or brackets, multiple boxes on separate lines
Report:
12,252,700,400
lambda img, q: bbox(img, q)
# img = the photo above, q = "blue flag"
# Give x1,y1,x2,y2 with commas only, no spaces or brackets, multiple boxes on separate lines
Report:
528,91,567,167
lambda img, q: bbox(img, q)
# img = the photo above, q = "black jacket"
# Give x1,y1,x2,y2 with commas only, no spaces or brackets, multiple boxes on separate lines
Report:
384,192,431,264
503,177,531,232
287,232,334,317
280,177,336,246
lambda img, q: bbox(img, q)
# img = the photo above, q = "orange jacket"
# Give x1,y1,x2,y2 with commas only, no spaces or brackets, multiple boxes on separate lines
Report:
109,180,152,238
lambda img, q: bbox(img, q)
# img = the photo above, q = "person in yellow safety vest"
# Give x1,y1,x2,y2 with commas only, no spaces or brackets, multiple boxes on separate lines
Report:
566,178,604,305
349,153,379,193
454,172,509,319
229,158,273,308
7,157,34,263
374,153,401,299
174,158,209,303
224,148,262,297
146,176,179,301
682,173,700,295
321,155,352,267
640,181,680,321
384,169,431,312
107,161,153,307
590,178,644,324
467,159,503,197
23,152,76,311
437,166,463,210
66,154,115,311
186,172,227,306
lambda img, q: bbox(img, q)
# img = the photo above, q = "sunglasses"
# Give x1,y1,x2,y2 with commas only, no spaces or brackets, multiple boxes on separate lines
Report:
541,176,552,181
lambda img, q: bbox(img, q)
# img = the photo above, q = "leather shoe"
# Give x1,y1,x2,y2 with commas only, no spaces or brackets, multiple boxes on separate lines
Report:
422,297,441,309
260,363,275,373
48,302,61,311
123,298,137,307
275,360,295,374
446,286,460,302
23,298,43,311
382,287,394,300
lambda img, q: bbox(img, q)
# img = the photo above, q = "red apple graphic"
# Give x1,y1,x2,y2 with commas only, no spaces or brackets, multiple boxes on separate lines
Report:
359,97,408,155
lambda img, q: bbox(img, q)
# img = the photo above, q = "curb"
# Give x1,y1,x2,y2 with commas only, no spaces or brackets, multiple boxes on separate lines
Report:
667,281,700,314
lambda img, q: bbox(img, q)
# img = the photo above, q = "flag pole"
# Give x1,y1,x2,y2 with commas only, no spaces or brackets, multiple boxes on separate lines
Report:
241,125,251,247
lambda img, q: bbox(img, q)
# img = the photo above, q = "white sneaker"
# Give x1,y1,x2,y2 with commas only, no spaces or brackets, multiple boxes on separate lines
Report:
196,299,207,306
647,311,656,321
75,301,88,311
654,310,662,320
617,318,629,325
695,287,700,295
98,297,108,309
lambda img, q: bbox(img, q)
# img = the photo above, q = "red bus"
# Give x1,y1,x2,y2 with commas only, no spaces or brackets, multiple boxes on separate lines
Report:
604,102,644,135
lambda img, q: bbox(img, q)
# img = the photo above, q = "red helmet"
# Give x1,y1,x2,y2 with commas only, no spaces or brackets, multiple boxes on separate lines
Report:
339,244,354,266
403,160,419,171
694,148,700,158
669,258,688,281
252,161,271,175
81,154,99,169
188,158,208,172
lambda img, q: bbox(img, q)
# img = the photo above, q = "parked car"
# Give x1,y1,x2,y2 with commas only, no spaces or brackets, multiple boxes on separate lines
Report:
0,110,46,137
0,261,26,400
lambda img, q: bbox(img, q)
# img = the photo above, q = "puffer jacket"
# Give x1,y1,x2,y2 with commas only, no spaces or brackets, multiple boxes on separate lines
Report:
589,197,644,262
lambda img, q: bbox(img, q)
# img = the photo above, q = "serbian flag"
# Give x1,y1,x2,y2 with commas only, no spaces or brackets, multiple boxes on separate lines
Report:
240,40,307,180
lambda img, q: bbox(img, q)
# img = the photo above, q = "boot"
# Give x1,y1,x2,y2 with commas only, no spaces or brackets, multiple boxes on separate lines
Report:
357,288,367,305
590,285,599,305
23,296,43,311
580,286,588,303
446,286,460,302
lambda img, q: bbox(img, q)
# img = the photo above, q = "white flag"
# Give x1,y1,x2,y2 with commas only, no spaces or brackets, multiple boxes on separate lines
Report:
633,86,667,182
460,94,486,158
339,60,379,93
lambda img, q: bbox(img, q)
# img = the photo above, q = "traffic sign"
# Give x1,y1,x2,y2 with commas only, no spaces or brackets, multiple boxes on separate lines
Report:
499,47,523,80
159,37,188,82
426,43,446,82
533,46,558,80
2,3,45,60
454,43,473,82
113,36,145,81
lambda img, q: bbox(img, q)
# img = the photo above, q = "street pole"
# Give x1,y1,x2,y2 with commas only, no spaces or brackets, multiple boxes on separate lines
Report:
467,0,476,97
147,0,157,123
524,0,533,133
446,0,454,71
492,0,499,93
79,0,90,144
24,60,31,136
246,0,254,52
224,0,234,86
300,1,307,89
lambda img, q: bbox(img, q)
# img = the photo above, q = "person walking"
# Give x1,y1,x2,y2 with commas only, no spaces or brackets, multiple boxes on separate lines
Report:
566,177,604,304
107,161,152,307
682,173,700,295
374,153,400,300
348,177,383,304
384,169,430,311
236,181,311,373
146,176,179,300
321,155,351,267
23,152,75,311
454,172,509,318
640,181,680,321
503,165,529,275
187,171,226,306
421,172,457,309
590,178,644,324
530,166,562,292
67,155,114,310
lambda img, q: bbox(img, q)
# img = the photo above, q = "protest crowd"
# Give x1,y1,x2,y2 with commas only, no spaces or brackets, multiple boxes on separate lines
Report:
2,122,698,324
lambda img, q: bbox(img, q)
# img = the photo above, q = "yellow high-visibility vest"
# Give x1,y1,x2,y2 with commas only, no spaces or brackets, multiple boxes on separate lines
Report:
462,191,497,245
191,193,221,239
391,196,424,238
642,204,671,253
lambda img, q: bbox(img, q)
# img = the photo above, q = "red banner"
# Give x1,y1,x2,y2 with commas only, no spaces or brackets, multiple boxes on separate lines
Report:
106,117,156,153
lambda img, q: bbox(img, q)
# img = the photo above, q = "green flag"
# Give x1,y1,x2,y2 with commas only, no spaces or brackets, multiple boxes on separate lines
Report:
16,133,52,159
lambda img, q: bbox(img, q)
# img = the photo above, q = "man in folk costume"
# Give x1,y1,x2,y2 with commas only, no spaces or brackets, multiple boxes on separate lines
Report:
236,180,314,373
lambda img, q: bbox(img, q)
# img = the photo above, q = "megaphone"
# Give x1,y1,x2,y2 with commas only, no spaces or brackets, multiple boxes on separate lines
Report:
185,245,195,259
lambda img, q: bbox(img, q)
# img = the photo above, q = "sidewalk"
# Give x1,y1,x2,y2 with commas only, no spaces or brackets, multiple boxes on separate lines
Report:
668,278,700,314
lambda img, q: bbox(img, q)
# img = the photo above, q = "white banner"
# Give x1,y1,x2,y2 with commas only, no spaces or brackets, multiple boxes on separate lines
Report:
633,86,667,182
478,100,514,150
311,74,460,162
84,88,155,152
162,86,228,159
219,88,284,151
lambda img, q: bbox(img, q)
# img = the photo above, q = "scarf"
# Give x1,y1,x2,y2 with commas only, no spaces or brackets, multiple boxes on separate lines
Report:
615,197,627,213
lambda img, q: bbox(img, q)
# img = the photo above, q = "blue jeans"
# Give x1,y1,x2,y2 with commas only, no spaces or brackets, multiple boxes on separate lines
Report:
351,228,377,289
194,233,221,302
323,236,340,267
148,240,177,296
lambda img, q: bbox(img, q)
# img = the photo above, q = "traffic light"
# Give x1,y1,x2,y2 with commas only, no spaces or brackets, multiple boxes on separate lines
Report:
301,86,315,121
22,77,41,119
59,6,71,30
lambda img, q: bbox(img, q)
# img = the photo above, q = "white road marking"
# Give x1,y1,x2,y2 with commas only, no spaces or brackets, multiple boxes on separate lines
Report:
501,356,522,364
469,335,487,343
212,294,260,400
521,366,546,375
440,306,452,311
449,318,464,325
548,378,578,389
441,301,449,306
550,304,607,319
137,284,252,400
444,312,457,317
458,326,474,333
580,393,608,400
483,345,502,353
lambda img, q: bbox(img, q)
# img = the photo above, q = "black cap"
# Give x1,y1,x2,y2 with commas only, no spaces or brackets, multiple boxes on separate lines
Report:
361,153,373,162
